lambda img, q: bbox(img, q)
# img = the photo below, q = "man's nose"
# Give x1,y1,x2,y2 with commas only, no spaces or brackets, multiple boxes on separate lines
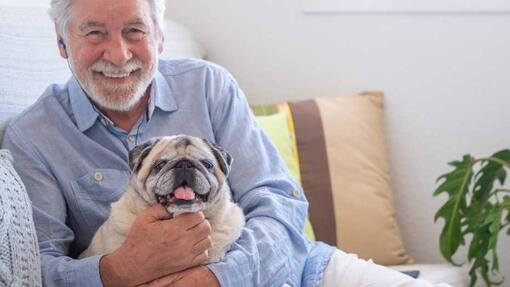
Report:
103,35,132,66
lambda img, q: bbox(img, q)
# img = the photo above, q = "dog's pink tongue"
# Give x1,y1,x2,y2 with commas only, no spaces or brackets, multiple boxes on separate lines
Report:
174,186,195,200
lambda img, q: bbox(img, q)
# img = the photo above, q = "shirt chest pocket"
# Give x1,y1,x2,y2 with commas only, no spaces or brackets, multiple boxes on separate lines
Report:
71,169,130,232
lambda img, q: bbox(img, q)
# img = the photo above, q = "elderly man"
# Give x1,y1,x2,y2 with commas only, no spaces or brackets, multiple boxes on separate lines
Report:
3,0,451,286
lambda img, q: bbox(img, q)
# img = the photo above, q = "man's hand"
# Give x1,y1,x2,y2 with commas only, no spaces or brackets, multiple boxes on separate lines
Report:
99,205,212,287
138,266,220,287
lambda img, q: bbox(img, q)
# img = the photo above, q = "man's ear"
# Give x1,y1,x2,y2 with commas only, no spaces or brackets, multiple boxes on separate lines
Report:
56,34,68,59
158,34,165,54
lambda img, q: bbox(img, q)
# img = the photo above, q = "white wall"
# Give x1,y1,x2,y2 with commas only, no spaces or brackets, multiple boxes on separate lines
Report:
0,0,47,7
166,0,510,283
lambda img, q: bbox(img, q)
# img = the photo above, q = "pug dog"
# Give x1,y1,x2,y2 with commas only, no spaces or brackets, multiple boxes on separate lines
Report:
79,135,245,262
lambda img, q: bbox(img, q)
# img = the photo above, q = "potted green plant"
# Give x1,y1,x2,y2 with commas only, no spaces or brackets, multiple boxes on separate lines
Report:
434,149,510,286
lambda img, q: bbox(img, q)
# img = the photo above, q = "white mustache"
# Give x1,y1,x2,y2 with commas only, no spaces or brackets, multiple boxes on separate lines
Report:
91,59,143,78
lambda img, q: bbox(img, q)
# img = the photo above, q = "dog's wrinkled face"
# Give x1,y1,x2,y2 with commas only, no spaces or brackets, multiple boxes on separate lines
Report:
128,135,232,215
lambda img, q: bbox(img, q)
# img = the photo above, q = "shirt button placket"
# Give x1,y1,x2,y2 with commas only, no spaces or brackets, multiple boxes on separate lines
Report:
127,134,137,149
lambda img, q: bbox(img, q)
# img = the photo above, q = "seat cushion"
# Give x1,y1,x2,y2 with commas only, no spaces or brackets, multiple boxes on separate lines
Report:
390,263,470,286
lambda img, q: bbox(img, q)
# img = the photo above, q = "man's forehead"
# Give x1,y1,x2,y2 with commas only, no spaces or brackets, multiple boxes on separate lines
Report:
69,0,153,25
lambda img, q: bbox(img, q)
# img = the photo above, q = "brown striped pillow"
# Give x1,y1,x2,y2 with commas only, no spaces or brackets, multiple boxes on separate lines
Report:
254,91,413,266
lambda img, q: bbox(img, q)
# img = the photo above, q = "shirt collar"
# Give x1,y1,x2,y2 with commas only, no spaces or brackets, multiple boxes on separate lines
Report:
69,70,178,132
69,77,98,132
152,71,177,114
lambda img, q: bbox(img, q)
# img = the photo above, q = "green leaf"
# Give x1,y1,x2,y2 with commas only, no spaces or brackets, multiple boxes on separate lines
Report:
434,155,473,263
480,261,490,286
434,155,473,194
469,267,478,287
490,149,510,185
487,205,502,274
504,196,510,235
467,225,488,261
474,160,501,203
464,200,491,236
488,206,502,235
492,149,510,162
496,168,506,186
492,250,499,273
434,150,510,286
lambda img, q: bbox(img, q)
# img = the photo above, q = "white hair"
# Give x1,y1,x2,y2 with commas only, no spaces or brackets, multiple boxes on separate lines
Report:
48,0,166,38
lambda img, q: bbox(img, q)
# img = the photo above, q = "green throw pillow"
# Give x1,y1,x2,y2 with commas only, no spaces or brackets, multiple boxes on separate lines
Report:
254,112,300,182
253,107,315,241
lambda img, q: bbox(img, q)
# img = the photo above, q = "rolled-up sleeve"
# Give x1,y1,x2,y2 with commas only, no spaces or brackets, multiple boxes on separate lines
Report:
207,72,309,286
3,126,104,287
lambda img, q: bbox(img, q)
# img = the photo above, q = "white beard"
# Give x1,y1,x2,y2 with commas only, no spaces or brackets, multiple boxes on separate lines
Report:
75,58,156,112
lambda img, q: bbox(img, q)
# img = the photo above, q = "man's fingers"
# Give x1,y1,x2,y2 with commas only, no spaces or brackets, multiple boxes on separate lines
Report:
190,250,209,266
174,212,206,230
142,204,172,222
188,216,211,237
191,235,212,254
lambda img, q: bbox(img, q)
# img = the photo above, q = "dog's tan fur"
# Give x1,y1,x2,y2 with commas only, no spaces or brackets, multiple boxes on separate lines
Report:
80,135,245,262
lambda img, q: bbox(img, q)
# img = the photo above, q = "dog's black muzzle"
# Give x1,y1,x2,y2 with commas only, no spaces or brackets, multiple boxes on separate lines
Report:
173,159,197,189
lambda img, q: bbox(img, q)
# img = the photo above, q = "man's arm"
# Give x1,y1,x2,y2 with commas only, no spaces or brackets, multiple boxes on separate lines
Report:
204,69,310,286
138,266,219,287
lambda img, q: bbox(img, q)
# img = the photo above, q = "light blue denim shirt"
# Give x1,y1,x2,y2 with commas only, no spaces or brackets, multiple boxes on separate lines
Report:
2,59,334,287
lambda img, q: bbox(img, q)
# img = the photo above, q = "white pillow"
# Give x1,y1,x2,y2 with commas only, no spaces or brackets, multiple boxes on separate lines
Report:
0,6,70,144
0,5,205,143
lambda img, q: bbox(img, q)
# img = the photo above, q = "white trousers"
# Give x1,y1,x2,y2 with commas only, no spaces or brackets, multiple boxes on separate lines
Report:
318,249,453,287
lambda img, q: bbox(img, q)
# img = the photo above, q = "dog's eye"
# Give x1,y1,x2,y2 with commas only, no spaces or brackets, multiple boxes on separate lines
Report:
200,160,214,170
153,160,167,173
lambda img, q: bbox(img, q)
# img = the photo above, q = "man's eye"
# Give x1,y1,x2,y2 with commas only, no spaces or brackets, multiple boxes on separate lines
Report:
86,30,103,36
125,29,145,41
85,30,106,41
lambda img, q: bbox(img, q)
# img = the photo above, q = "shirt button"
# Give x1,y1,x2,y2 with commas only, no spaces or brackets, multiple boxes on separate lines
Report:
94,171,104,182
292,189,300,197
128,135,136,142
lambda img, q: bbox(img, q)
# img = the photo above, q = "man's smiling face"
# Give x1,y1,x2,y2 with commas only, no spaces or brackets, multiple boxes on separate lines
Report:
63,0,163,112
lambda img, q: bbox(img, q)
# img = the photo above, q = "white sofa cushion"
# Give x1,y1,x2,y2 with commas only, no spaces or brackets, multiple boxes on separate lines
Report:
0,6,70,142
391,264,470,286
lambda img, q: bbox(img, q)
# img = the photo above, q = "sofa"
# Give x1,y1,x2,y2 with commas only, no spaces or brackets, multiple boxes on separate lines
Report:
0,4,471,286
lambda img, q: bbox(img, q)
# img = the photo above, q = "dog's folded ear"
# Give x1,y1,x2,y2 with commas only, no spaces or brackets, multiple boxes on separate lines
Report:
203,139,233,177
129,138,160,172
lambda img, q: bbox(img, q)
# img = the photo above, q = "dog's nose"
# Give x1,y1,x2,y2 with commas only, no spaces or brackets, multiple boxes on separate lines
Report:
175,160,194,170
